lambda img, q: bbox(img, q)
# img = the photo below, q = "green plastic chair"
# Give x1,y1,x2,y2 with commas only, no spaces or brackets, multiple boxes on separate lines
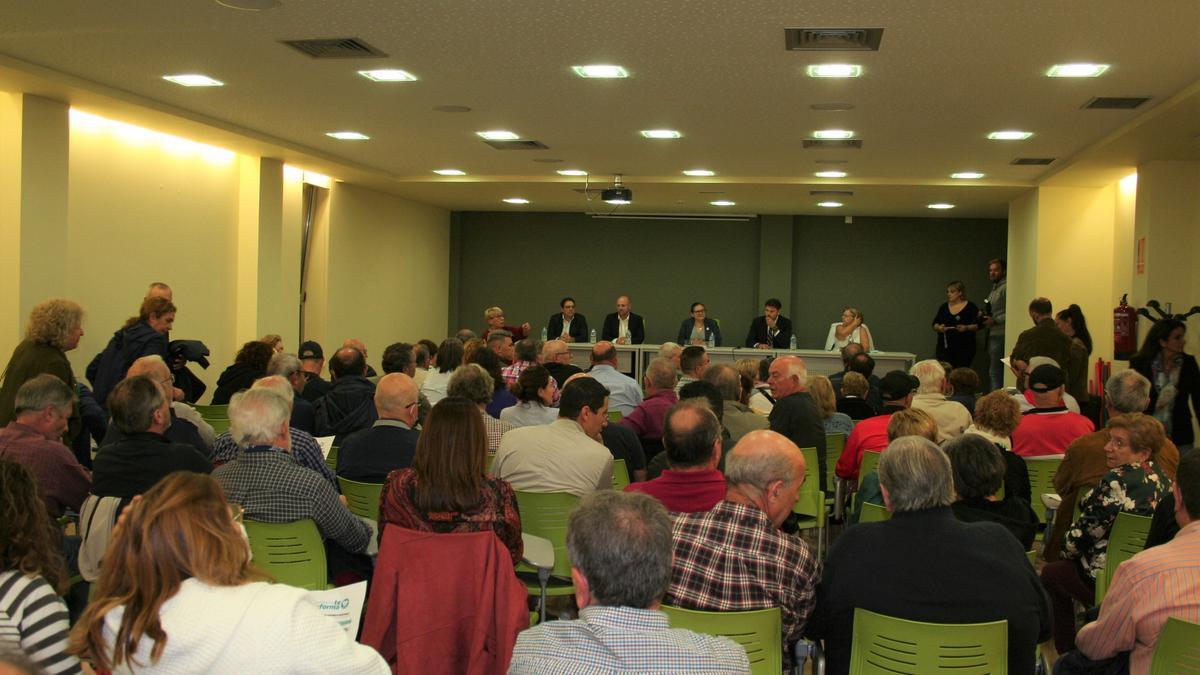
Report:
208,417,232,435
607,410,624,424
194,404,229,419
1026,549,1037,566
825,432,846,492
1149,617,1200,674
849,608,1007,674
794,446,827,560
324,445,339,471
337,477,384,520
243,519,329,590
1095,511,1153,604
611,459,630,491
859,450,882,485
514,491,580,614
859,501,890,524
662,605,782,675
1025,455,1063,527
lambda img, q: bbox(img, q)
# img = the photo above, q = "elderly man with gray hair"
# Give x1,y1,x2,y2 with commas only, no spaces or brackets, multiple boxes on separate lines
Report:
809,436,1050,675
1043,369,1183,561
213,387,372,582
620,357,679,453
510,491,750,674
908,359,972,442
668,430,817,669
704,362,768,445
98,355,212,456
0,374,92,515
449,364,515,454
268,352,316,434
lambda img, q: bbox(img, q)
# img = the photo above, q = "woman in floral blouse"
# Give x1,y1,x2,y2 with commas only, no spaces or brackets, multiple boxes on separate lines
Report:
379,396,523,565
1040,413,1172,654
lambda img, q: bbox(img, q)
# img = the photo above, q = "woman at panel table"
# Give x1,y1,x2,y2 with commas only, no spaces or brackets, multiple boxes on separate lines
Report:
676,302,722,347
932,280,981,369
824,306,873,352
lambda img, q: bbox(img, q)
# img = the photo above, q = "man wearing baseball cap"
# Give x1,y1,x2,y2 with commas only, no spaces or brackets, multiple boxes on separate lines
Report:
298,340,332,403
835,370,920,481
1011,363,1094,458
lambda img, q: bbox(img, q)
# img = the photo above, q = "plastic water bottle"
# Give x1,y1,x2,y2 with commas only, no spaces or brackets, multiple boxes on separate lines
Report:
705,329,714,349
540,326,548,341
589,328,597,344
789,334,797,350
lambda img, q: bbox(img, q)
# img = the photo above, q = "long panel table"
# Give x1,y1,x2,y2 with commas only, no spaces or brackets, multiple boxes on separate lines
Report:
566,343,916,382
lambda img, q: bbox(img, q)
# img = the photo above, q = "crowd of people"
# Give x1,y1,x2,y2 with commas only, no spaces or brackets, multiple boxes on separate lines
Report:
0,271,1197,675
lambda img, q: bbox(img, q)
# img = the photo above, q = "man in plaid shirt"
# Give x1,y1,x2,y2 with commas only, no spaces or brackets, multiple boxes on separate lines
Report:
214,387,372,582
667,430,818,668
501,339,558,403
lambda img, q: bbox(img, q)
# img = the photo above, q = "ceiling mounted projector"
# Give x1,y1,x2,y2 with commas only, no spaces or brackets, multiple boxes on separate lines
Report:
602,175,632,205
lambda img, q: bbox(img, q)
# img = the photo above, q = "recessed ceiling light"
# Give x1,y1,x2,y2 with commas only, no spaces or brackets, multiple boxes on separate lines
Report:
951,172,986,179
928,203,956,210
502,198,530,205
162,74,224,87
1046,63,1110,78
987,130,1033,140
813,129,855,139
641,129,681,139
477,130,520,140
710,200,736,206
358,69,418,82
806,64,862,78
325,131,369,140
433,169,466,176
572,64,629,79
683,170,716,177
215,0,280,9
815,170,847,178
817,201,843,208
557,169,588,176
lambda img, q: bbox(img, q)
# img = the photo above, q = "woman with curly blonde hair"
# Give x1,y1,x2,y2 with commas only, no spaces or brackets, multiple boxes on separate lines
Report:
0,460,80,674
0,299,84,435
70,471,387,673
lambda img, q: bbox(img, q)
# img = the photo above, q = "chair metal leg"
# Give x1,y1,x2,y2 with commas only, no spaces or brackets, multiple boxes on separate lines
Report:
537,568,549,624
833,478,845,521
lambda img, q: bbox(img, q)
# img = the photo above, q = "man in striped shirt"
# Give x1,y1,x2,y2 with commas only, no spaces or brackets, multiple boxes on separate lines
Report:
1073,451,1200,673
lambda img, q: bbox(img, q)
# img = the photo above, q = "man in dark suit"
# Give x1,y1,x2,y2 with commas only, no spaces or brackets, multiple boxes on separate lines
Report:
546,296,589,343
601,295,645,345
745,297,794,349
335,373,420,483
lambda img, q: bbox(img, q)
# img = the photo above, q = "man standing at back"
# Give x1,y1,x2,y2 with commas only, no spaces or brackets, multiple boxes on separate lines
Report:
588,341,643,415
510,491,749,674
745,298,793,349
601,295,645,345
1011,297,1080,398
766,356,827,491
983,258,1007,391
668,430,818,670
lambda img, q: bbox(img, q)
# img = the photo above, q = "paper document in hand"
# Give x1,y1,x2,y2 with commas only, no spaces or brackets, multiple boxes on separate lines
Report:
305,580,367,636
315,435,336,459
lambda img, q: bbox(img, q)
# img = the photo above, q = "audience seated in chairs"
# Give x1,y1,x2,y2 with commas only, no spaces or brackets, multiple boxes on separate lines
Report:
70,471,388,673
620,357,679,448
420,338,463,406
101,355,211,458
767,356,828,492
500,365,559,428
449,363,515,455
835,370,917,482
965,389,1032,505
626,401,726,513
835,371,877,421
511,491,750,674
380,342,431,426
945,433,1040,550
267,352,316,434
808,373,855,437
210,340,272,406
466,345,518,419
809,436,1050,675
336,373,421,484
1012,363,1095,458
704,363,767,446
540,339,582,388
0,374,91,518
908,359,972,443
314,346,378,444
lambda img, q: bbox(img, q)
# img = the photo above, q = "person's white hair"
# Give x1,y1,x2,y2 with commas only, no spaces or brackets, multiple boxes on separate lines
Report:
229,388,291,449
910,359,946,394
878,436,954,512
252,375,295,411
657,342,682,360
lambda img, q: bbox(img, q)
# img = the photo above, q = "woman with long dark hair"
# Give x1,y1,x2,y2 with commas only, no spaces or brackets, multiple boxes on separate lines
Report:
1130,319,1200,448
379,397,523,565
1055,304,1094,356
419,338,464,405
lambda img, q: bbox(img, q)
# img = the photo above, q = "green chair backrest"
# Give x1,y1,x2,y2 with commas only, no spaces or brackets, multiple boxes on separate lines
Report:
194,404,229,419
859,501,890,523
793,447,826,527
337,477,384,520
1149,617,1200,675
1095,511,1154,604
825,433,846,490
1026,549,1037,566
607,410,624,423
611,459,630,491
243,519,328,591
860,450,882,483
1025,455,1063,522
324,445,339,471
662,605,781,675
849,608,1007,674
515,491,579,579
208,417,232,435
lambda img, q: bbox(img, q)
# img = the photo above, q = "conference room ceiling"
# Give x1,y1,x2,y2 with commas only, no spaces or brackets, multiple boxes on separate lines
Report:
2,1,1199,218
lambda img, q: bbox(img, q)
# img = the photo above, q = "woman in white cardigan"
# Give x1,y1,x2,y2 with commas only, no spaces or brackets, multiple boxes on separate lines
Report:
825,305,875,352
70,472,388,675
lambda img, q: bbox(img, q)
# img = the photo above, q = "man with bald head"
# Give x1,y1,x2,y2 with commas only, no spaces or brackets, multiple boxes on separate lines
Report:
766,356,827,491
625,401,725,513
668,430,818,667
588,341,643,415
601,295,645,345
541,339,582,387
315,347,378,443
342,338,378,377
704,363,768,444
100,355,212,456
335,373,421,483
620,357,679,451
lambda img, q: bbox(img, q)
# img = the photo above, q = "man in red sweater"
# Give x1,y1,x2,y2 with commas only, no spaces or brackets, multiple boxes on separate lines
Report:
1012,364,1094,457
835,371,918,481
625,401,725,513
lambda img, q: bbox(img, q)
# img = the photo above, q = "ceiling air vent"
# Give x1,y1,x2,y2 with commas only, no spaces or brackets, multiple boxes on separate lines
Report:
483,139,549,150
810,190,854,197
785,28,883,51
281,38,387,59
1011,157,1056,166
1083,96,1151,110
802,139,863,149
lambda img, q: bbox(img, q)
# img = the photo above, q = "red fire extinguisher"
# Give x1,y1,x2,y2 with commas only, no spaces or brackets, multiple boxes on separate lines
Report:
1114,294,1138,360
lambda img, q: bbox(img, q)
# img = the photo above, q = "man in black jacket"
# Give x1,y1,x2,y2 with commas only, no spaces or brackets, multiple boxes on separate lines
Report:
766,356,827,491
314,347,377,444
745,298,794,349
336,373,420,483
600,295,645,345
546,296,589,343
